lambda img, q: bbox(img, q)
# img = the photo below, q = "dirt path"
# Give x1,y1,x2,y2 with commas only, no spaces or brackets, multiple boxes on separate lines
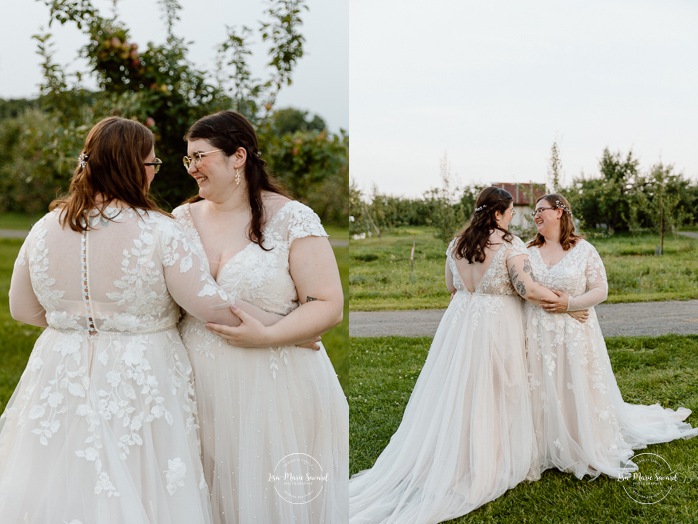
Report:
350,300,698,338
0,229,28,239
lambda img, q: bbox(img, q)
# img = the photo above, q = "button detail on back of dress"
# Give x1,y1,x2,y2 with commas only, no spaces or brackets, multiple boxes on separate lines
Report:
81,231,97,336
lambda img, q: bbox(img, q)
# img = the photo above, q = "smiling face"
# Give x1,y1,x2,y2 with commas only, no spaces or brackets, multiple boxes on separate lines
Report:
186,139,234,200
533,197,563,237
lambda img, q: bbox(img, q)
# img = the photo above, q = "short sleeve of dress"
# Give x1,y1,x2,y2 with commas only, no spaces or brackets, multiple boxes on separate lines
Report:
171,205,186,221
506,235,529,260
446,238,457,258
286,201,328,246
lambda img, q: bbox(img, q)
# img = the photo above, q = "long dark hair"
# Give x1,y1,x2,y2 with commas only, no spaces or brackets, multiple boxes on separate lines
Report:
184,110,289,249
527,193,582,250
454,186,514,263
51,116,167,232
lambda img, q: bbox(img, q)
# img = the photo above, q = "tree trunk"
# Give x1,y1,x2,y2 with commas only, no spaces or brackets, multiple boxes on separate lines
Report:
659,208,664,255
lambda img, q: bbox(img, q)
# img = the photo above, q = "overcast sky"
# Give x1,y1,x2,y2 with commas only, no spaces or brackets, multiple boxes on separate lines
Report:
350,0,698,197
0,0,347,132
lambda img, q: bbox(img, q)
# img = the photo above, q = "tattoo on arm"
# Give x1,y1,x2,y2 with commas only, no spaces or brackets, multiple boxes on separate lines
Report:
522,258,538,283
508,266,528,297
306,296,317,302
516,281,526,296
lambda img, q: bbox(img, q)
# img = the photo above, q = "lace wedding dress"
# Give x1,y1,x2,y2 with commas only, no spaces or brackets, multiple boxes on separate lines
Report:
525,240,698,479
174,201,348,524
0,207,245,523
350,236,536,524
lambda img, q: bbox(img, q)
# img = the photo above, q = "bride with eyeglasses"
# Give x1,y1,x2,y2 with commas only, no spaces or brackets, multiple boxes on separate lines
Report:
350,186,587,523
0,116,285,523
524,193,698,480
174,110,348,523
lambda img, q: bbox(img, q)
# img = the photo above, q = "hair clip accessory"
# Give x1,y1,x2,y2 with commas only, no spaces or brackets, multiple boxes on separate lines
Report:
474,204,487,213
555,200,572,216
78,152,89,169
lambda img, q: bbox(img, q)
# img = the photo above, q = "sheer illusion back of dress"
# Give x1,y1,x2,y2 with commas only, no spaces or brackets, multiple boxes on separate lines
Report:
10,207,237,333
0,207,246,524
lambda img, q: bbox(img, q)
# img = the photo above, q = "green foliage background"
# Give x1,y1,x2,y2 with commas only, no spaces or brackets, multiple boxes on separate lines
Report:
351,148,698,242
350,228,698,311
0,0,347,226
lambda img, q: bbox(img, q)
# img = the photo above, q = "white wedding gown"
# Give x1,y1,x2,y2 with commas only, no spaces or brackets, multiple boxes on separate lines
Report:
350,236,536,524
174,201,348,524
0,207,245,523
525,240,698,480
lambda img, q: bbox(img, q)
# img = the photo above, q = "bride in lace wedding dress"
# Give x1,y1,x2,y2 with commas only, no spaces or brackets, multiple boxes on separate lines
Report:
0,117,283,524
349,187,580,524
525,194,698,480
174,111,348,523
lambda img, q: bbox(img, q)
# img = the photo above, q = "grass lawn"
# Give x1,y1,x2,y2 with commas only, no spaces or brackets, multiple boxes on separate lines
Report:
327,242,348,390
350,227,698,311
350,335,698,522
0,237,349,411
0,212,44,230
325,224,349,241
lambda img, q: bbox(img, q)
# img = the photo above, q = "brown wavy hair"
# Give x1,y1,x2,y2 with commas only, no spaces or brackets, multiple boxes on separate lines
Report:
454,186,514,263
527,193,582,250
50,116,167,232
184,110,289,250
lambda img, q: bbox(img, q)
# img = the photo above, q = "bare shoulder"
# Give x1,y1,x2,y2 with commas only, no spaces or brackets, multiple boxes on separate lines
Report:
262,192,292,216
187,199,207,220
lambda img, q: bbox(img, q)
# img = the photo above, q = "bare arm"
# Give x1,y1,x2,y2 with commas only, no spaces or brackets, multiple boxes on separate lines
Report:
206,236,342,348
568,309,589,322
507,254,558,304
445,259,456,294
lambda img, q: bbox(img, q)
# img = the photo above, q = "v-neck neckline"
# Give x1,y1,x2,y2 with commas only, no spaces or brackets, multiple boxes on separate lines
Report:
184,200,293,280
534,240,582,270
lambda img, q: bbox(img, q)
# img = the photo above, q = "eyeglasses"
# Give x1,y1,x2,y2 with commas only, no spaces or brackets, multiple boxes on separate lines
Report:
183,149,224,170
144,158,162,174
531,207,555,217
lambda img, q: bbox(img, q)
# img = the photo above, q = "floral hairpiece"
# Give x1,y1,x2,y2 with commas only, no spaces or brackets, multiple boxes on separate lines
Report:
474,204,487,213
555,200,572,216
78,152,89,169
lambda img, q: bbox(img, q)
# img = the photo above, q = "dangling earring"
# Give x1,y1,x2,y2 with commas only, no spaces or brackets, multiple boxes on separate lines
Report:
234,167,241,186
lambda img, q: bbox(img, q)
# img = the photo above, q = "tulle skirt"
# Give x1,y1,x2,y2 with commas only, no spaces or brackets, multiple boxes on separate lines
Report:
180,315,348,524
0,327,213,524
525,306,698,480
350,292,535,524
